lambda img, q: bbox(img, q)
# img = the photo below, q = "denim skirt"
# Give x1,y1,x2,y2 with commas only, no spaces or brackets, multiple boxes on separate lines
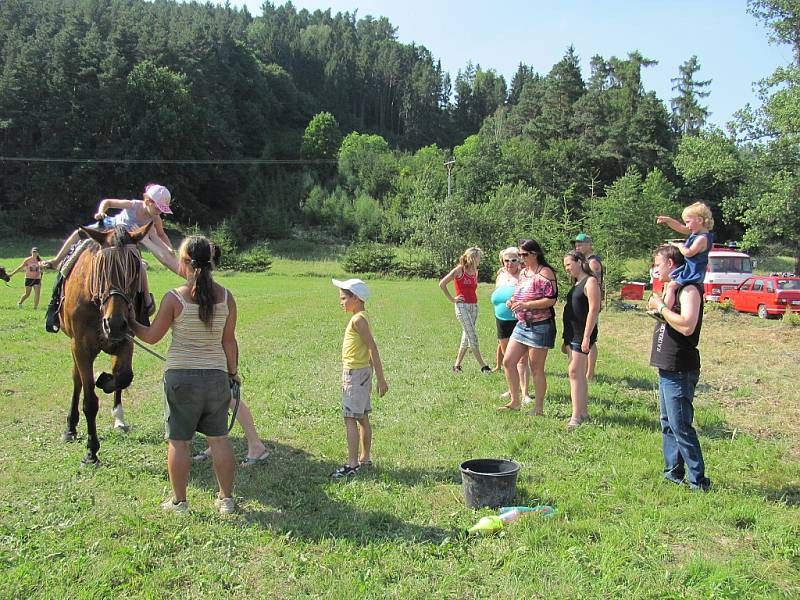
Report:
510,318,556,349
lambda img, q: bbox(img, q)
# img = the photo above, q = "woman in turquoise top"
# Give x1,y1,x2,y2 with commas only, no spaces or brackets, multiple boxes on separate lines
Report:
491,247,531,403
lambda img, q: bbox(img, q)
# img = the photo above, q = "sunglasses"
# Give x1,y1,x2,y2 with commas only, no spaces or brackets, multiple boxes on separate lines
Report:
519,252,530,257
503,258,519,263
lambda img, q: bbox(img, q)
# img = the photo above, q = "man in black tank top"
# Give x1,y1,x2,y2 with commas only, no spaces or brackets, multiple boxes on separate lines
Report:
647,245,711,492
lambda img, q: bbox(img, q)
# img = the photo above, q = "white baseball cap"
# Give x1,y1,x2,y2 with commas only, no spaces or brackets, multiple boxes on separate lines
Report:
332,278,371,301
144,184,172,214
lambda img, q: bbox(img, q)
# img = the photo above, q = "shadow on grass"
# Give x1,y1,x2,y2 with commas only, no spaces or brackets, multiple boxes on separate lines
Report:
592,373,656,392
171,440,457,545
599,413,660,432
750,484,800,507
699,417,737,440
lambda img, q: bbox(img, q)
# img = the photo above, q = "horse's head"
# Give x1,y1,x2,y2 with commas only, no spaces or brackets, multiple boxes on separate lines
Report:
80,223,153,343
0,266,9,283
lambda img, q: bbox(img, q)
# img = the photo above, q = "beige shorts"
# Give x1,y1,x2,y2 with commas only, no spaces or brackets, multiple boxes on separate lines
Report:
342,366,372,418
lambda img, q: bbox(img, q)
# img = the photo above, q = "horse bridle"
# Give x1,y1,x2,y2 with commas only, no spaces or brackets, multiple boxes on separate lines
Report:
98,289,133,338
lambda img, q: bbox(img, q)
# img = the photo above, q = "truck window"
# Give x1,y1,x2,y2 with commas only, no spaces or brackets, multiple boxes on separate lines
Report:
709,256,753,273
778,280,800,291
767,280,774,293
753,280,764,292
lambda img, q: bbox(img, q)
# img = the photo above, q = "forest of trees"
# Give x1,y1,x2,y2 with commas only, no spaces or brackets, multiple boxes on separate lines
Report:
0,0,797,274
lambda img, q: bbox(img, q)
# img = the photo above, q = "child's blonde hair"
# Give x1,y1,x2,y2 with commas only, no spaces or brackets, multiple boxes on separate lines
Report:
459,247,483,270
682,202,714,230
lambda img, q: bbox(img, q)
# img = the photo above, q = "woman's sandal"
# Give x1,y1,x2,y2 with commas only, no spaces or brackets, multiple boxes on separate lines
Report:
497,403,521,412
240,451,269,468
452,365,463,373
193,448,212,462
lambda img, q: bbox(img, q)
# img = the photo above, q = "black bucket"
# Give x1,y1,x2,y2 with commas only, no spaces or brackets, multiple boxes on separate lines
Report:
459,458,521,509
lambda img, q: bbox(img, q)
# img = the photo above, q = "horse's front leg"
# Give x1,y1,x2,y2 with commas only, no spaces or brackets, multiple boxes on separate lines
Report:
104,342,134,432
111,389,129,432
73,345,101,466
62,361,81,442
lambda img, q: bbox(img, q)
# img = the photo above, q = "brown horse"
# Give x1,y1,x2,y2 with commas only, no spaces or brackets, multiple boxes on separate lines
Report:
60,223,152,465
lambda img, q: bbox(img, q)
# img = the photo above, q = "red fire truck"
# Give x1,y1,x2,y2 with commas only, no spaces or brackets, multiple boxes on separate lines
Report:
651,243,753,301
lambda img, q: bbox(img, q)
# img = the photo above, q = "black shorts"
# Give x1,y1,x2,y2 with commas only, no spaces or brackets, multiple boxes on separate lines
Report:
496,317,518,340
24,278,41,288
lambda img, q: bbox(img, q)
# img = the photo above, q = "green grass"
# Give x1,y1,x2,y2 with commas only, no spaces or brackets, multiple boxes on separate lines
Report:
754,255,796,275
0,243,798,599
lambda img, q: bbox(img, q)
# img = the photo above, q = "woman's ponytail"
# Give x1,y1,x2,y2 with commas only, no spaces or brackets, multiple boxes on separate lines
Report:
183,236,216,326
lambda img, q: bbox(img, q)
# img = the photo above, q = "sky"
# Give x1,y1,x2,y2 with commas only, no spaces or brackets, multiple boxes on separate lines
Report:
222,0,791,128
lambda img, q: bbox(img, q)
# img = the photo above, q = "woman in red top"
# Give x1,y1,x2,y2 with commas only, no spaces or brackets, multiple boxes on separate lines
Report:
439,247,491,373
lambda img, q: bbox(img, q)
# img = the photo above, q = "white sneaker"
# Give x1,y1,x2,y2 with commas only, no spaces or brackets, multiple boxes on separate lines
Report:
161,498,188,514
214,496,235,515
522,395,534,406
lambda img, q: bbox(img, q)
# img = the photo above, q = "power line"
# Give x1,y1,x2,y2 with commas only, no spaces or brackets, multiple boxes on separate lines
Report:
0,156,337,165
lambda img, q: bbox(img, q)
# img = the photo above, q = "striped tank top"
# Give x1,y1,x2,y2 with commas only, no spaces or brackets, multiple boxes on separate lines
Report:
342,312,370,369
165,288,229,371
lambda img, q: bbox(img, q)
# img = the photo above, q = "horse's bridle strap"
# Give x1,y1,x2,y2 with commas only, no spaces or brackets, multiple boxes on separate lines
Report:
99,289,132,307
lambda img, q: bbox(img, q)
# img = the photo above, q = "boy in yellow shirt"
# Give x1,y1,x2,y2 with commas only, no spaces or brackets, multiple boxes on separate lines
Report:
331,278,389,479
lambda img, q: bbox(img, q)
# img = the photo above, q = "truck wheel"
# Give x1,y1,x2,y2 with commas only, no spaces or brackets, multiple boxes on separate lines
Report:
757,304,769,319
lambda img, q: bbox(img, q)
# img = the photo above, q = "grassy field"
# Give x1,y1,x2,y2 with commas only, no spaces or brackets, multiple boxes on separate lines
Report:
1,241,798,599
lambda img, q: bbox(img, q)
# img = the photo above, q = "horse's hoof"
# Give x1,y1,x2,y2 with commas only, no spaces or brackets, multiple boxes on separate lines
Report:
62,431,77,442
113,423,130,433
81,455,100,468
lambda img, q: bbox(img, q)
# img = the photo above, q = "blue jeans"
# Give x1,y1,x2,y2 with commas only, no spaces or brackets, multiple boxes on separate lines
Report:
658,369,707,486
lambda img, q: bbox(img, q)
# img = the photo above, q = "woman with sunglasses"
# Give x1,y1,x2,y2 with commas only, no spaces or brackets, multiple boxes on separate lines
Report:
498,239,558,414
491,247,532,402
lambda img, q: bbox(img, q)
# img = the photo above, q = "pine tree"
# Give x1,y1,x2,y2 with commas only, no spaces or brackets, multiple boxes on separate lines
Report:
670,55,712,135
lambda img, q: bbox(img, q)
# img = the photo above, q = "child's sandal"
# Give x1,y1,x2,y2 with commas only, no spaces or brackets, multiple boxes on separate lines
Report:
331,464,360,479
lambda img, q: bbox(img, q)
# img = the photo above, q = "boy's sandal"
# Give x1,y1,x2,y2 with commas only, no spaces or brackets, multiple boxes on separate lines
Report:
358,459,372,467
331,464,360,479
481,366,492,373
452,365,463,373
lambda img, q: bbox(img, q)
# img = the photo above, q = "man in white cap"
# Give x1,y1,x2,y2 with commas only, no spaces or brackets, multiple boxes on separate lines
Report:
330,278,389,479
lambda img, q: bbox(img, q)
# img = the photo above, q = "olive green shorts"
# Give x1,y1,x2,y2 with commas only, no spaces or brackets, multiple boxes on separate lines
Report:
163,369,230,441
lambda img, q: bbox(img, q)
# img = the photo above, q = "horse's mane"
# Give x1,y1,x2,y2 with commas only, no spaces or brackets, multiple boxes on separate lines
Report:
88,226,140,302
110,225,133,248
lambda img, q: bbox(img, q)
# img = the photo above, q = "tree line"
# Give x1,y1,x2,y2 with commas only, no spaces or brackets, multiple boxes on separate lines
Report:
0,0,797,274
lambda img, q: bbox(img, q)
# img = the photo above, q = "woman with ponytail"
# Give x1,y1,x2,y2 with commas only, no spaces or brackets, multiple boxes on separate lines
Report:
130,235,264,514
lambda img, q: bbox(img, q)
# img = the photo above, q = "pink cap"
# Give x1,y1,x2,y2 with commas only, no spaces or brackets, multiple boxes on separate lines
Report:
144,184,172,214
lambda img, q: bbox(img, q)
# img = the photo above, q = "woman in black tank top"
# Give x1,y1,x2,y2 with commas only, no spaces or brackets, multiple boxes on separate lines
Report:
562,251,601,429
